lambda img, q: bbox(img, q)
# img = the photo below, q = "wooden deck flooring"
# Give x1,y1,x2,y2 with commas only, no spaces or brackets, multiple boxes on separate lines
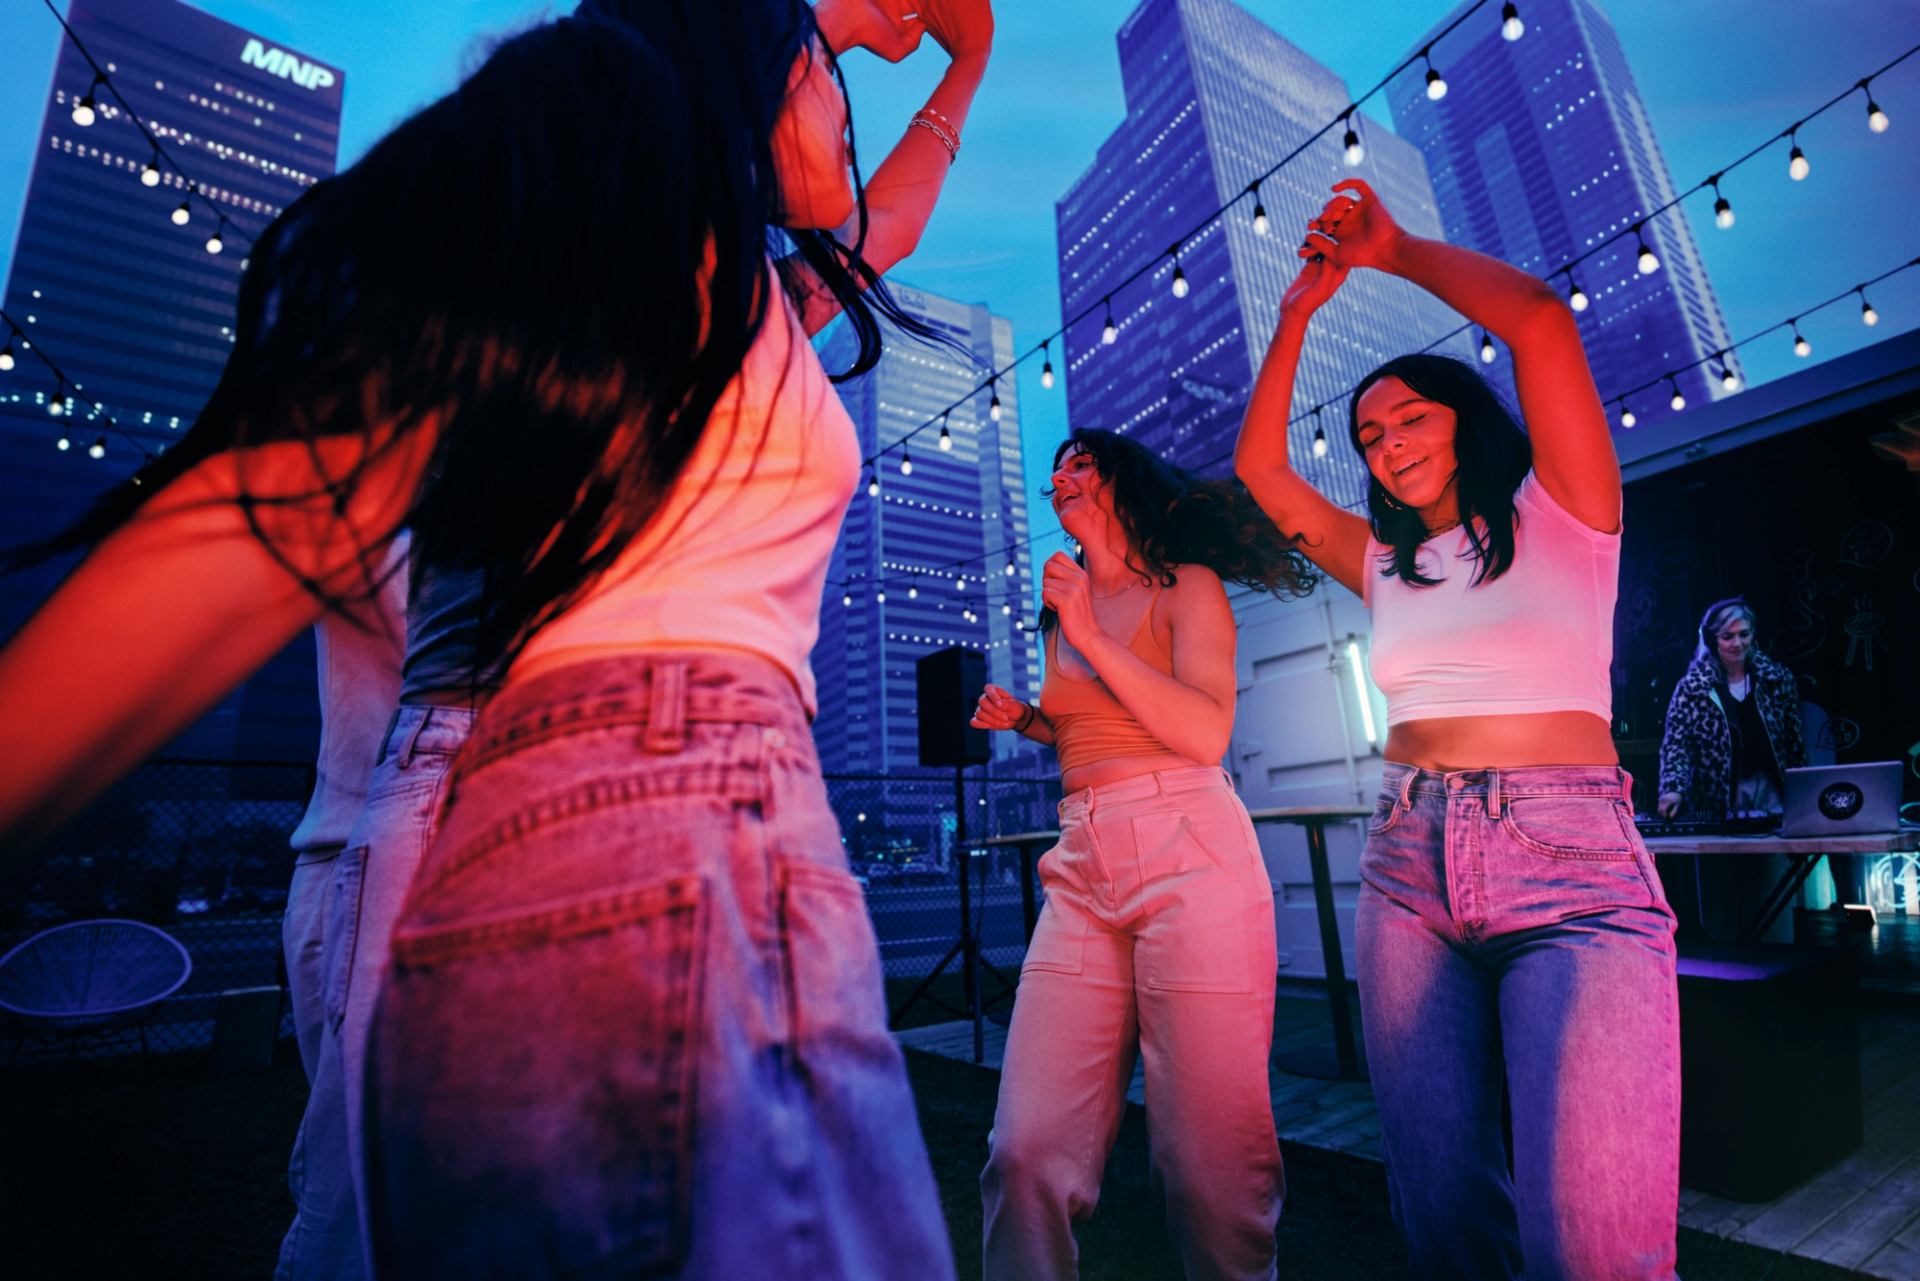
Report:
899,994,1920,1279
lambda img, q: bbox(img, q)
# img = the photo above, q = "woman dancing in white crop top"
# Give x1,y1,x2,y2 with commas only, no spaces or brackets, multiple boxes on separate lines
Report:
1234,179,1680,1281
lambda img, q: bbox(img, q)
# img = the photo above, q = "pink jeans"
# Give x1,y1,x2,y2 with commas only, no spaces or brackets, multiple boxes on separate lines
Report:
982,765,1282,1280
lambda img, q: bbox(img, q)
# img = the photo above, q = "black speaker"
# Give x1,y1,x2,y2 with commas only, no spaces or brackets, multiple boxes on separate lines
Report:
916,646,989,767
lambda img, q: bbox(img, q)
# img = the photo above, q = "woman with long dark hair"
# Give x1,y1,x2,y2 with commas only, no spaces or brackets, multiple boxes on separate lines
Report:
970,427,1315,1280
0,1,993,1275
1234,179,1680,1279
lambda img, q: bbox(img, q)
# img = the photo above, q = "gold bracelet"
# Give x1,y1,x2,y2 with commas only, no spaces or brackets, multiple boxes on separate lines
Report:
908,111,958,164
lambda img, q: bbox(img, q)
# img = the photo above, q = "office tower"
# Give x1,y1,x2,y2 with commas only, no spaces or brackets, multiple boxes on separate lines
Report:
1389,0,1740,425
1056,0,1471,505
1,0,342,756
814,282,1042,774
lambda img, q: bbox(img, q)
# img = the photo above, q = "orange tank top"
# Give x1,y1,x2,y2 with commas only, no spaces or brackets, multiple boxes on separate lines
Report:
1039,586,1176,774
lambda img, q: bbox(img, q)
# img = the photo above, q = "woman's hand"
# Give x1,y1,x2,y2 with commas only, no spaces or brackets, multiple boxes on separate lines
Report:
1041,553,1099,651
970,683,1027,731
814,0,926,62
1657,792,1682,819
1301,177,1405,273
1279,254,1349,323
915,0,994,64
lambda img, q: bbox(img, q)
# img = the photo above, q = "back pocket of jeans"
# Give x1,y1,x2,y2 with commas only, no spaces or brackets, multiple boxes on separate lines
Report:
1502,796,1636,860
377,875,705,1278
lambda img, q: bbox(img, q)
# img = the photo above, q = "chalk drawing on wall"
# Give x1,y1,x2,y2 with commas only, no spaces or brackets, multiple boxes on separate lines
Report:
1838,520,1895,569
1772,549,1827,662
1816,717,1864,753
1843,595,1885,671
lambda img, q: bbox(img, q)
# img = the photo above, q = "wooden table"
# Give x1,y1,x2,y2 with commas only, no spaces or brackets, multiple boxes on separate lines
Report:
983,804,1376,1083
1641,827,1920,942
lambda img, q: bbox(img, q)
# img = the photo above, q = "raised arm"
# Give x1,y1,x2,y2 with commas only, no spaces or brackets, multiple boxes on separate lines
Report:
794,0,992,335
1044,556,1238,766
0,427,429,850
1234,256,1372,597
1307,178,1618,532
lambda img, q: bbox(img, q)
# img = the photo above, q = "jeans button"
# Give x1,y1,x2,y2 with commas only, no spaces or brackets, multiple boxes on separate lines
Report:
1448,777,1464,790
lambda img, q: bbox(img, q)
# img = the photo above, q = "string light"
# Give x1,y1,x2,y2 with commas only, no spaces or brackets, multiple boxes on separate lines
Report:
1040,341,1055,389
0,332,15,372
899,446,912,476
938,411,954,450
1791,319,1811,357
1342,112,1365,167
842,592,852,607
1101,296,1117,345
1479,331,1497,364
1169,246,1189,299
1249,183,1269,236
1500,2,1525,41
205,217,227,256
988,382,1003,421
1862,80,1890,133
1005,558,1017,577
1787,129,1810,181
1668,376,1686,412
1001,603,1012,617
1617,400,1637,429
139,155,160,188
1858,287,1880,326
1716,355,1739,391
1311,422,1329,459
48,387,68,416
1565,272,1589,312
88,436,107,459
55,433,71,451
908,580,919,599
1422,48,1448,101
171,199,191,227
71,74,101,127
1635,223,1660,275
876,589,886,603
866,467,879,498
1710,174,1735,229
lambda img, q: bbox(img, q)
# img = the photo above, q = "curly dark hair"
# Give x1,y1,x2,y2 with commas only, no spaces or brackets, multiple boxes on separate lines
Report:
1348,354,1532,589
1039,428,1317,630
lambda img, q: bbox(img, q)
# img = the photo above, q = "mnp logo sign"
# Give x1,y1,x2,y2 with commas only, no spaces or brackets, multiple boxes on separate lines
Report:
1818,783,1865,821
240,39,336,92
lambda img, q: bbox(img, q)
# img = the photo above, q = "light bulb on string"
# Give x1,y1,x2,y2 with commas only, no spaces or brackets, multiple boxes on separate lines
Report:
49,389,68,416
956,574,966,590
1311,423,1328,459
899,447,912,476
56,434,71,451
866,467,880,498
0,336,14,372
1500,2,1525,40
1342,112,1364,166
206,218,226,256
1005,558,1017,577
1479,332,1497,364
1040,341,1056,389
1858,288,1879,327
1566,272,1589,312
1422,49,1448,101
1668,377,1686,412
1249,184,1269,236
908,581,919,600
1618,401,1637,429
72,75,102,127
89,436,107,459
989,383,1003,421
1787,130,1810,181
171,200,191,227
876,589,886,603
140,155,161,188
939,412,954,450
1791,320,1811,358
1002,603,1012,617
1710,175,1735,229
1170,259,1189,299
842,592,852,607
1717,356,1739,392
1101,297,1117,345
1635,225,1659,275
1863,80,1889,133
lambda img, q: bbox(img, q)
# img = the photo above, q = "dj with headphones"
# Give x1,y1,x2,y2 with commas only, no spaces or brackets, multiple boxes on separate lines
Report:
1656,597,1808,820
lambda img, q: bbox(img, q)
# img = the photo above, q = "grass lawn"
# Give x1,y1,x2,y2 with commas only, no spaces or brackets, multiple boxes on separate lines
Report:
0,1043,1875,1279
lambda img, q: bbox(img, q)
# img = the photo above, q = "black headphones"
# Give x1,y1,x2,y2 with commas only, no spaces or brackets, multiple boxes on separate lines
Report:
1698,596,1750,649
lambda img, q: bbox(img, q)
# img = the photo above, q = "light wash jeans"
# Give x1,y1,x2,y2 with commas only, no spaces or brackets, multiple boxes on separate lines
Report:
982,765,1283,1281
276,705,474,1281
365,653,951,1280
1357,763,1680,1281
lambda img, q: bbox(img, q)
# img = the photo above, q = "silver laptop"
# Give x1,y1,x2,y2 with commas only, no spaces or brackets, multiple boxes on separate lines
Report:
1779,762,1903,837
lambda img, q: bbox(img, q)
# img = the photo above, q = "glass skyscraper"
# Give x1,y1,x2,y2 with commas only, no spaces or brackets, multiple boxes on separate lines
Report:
1389,0,1739,427
813,282,1042,774
0,0,342,757
1056,0,1471,505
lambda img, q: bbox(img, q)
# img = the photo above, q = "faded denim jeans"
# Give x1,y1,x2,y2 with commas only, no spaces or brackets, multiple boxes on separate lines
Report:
277,705,475,1281
365,653,951,1280
1357,763,1680,1281
982,765,1283,1281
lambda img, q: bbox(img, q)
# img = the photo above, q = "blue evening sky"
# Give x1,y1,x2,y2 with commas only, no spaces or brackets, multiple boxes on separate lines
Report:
3,1,1918,608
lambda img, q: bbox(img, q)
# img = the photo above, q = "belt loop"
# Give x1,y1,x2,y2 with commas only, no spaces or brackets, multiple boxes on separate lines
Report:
396,708,430,769
1396,766,1417,813
378,708,402,767
1486,768,1501,819
642,660,689,754
1620,768,1635,806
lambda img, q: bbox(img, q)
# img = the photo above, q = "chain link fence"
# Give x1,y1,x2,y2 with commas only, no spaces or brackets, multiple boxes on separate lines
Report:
0,760,1060,1061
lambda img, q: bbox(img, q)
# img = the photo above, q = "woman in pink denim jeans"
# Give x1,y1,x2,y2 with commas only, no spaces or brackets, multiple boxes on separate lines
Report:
1235,180,1681,1280
0,1,996,1276
971,427,1316,1280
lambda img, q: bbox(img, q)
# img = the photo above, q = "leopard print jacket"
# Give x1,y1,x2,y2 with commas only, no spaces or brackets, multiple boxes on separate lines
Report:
1657,648,1806,816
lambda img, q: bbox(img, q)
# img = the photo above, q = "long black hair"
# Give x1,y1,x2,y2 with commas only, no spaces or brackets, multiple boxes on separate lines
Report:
1039,428,1317,630
1349,354,1531,588
10,1,945,679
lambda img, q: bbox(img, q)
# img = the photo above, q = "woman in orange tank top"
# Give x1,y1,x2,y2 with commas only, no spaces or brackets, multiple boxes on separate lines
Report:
970,428,1315,1280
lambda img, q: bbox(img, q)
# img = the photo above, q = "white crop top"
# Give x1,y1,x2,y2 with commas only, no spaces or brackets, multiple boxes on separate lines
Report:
512,281,859,717
1364,471,1618,727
